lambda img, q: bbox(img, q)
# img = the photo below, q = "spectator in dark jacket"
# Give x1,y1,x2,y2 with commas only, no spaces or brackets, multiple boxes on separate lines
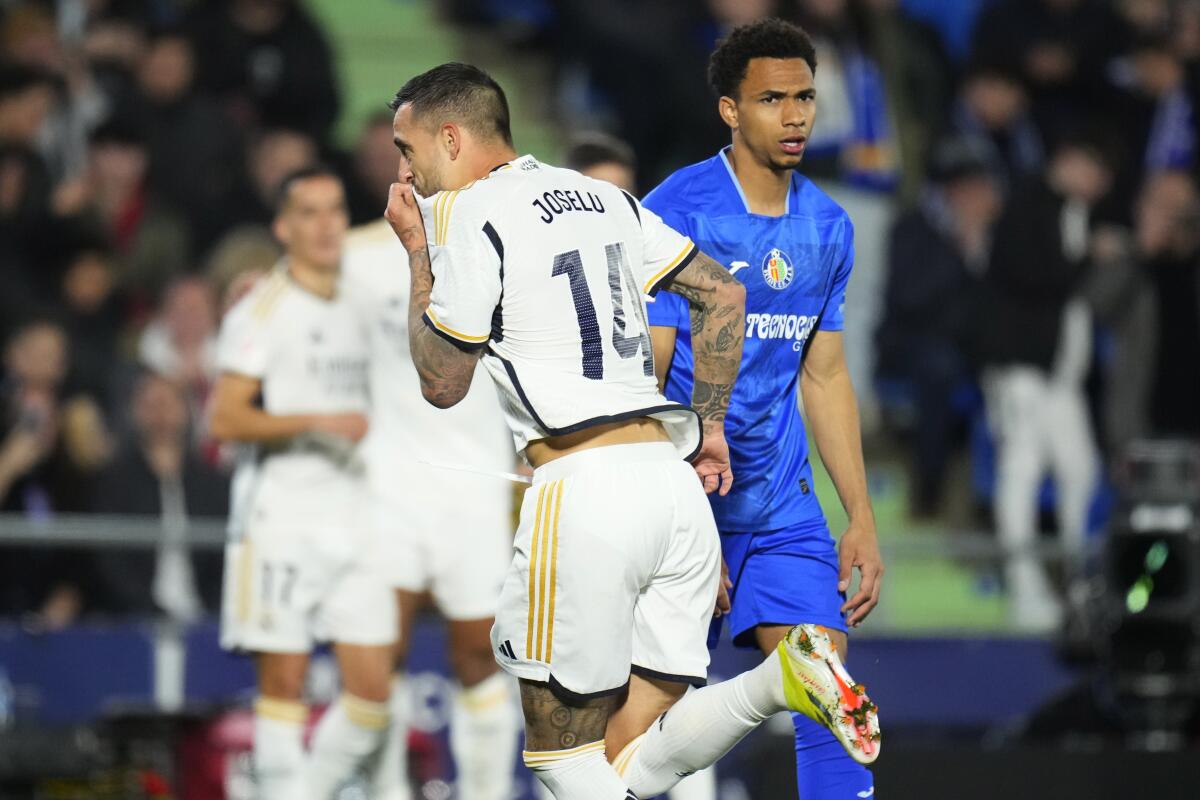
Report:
877,135,1001,515
186,0,340,143
92,371,228,620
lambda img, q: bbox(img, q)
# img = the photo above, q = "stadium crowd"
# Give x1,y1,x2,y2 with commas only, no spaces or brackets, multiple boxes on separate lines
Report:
0,0,1198,631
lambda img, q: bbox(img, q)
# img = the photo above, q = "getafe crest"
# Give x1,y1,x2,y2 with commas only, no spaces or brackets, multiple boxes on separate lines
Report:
761,248,794,290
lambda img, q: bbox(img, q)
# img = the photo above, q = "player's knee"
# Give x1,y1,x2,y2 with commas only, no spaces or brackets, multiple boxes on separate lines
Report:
257,669,305,701
450,639,500,687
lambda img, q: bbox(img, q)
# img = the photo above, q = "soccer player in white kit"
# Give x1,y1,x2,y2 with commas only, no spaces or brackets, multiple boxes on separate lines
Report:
209,166,397,800
341,219,521,800
386,63,879,800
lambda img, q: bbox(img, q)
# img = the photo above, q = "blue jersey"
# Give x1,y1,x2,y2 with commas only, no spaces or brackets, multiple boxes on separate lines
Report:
645,148,854,533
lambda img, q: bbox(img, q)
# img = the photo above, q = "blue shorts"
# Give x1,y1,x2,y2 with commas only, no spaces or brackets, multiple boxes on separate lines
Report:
710,519,847,650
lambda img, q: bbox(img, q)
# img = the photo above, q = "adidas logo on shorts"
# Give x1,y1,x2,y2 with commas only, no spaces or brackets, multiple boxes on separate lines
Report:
497,640,517,659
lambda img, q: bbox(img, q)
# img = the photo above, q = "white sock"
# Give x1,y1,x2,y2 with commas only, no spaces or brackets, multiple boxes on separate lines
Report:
668,766,717,800
524,741,634,799
305,693,390,799
370,675,411,800
451,671,520,800
253,697,306,800
615,653,783,797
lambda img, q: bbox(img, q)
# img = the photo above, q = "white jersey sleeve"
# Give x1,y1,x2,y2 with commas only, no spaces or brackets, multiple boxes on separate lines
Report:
216,289,275,378
624,192,699,298
421,189,503,351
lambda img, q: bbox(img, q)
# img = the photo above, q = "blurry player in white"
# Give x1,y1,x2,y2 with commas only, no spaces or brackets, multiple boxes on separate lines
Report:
342,217,520,800
209,166,396,800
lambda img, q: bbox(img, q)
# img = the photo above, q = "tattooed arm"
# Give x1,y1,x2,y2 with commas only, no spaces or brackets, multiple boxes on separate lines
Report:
386,182,482,409
405,246,483,408
663,250,746,493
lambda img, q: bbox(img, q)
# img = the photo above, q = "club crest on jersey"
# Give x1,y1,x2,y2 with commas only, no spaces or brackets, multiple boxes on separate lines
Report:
761,248,794,290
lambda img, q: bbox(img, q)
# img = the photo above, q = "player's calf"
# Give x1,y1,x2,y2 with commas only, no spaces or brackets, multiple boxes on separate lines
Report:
520,680,635,799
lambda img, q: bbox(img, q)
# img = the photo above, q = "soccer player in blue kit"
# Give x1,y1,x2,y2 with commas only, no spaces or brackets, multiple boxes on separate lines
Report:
646,19,884,798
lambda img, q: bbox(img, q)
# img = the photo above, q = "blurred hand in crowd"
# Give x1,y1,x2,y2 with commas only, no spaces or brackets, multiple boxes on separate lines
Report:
1136,170,1200,258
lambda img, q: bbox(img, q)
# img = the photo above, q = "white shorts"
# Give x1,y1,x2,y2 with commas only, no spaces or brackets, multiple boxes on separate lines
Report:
491,442,721,700
370,461,514,620
220,500,396,653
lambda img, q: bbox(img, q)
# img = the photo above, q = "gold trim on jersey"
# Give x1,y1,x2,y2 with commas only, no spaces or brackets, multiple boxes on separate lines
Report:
252,271,289,320
425,308,490,343
642,240,697,295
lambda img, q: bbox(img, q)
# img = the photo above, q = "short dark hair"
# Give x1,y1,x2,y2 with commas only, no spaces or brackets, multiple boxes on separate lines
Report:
708,18,817,99
0,63,56,102
273,164,343,213
564,132,636,173
389,62,513,146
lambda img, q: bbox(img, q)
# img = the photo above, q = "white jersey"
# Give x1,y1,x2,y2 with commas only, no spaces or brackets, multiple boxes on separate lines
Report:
216,267,370,534
341,220,512,479
420,154,701,459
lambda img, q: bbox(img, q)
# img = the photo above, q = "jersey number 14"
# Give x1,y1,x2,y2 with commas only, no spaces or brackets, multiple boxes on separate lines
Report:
552,242,653,381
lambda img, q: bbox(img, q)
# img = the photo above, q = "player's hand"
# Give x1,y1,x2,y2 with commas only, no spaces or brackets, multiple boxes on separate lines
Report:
385,182,427,254
713,557,732,618
838,522,884,627
309,412,369,443
693,422,734,495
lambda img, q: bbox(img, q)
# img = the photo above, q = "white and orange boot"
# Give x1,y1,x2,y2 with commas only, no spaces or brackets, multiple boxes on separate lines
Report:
777,623,881,765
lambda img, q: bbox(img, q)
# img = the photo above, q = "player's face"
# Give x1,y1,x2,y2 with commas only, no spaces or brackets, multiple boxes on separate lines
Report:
724,57,817,172
274,175,349,271
392,104,446,197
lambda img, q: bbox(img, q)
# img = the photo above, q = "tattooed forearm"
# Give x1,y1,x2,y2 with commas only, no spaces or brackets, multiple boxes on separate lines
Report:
519,680,616,751
693,379,734,422
666,252,746,425
406,247,481,408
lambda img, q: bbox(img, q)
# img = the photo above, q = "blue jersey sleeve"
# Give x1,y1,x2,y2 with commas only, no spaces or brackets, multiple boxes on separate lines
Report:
646,290,687,328
817,219,854,332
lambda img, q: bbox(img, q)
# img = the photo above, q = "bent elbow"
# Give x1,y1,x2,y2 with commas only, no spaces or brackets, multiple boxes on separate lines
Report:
421,382,465,409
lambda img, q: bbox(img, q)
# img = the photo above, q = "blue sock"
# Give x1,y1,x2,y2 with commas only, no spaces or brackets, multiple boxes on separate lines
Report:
792,711,874,799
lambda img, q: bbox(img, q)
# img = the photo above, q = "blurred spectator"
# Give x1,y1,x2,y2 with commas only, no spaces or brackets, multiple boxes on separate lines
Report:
555,1,724,185
877,136,1001,516
858,0,954,205
138,276,219,450
92,371,228,621
185,0,340,141
565,131,637,193
56,242,122,403
343,112,400,225
0,65,58,334
791,0,902,191
949,62,1045,190
0,318,111,624
204,224,280,310
3,2,117,186
976,138,1111,631
56,121,189,305
215,126,317,231
971,0,1123,147
125,28,243,251
1108,33,1196,204
1089,170,1200,447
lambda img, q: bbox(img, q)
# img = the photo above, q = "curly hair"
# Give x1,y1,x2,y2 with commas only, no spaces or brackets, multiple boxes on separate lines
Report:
707,18,818,99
